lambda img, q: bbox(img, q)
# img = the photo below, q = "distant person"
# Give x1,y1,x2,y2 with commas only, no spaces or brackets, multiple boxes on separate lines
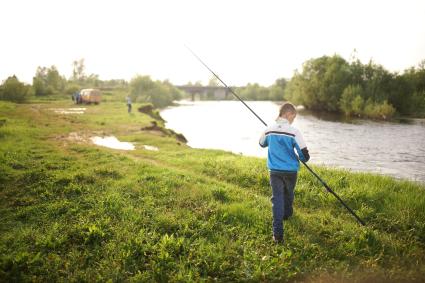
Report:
126,96,132,113
259,102,310,244
72,91,79,104
75,91,82,104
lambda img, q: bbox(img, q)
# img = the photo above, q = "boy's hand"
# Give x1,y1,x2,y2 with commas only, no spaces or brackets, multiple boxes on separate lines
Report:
301,148,310,162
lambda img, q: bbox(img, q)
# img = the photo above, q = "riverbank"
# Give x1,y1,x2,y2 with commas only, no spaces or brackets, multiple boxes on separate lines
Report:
161,100,425,183
1,100,424,282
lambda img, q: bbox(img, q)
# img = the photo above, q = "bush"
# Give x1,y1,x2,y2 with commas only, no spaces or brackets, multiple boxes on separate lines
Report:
351,95,364,116
0,76,33,103
339,85,364,116
363,100,396,119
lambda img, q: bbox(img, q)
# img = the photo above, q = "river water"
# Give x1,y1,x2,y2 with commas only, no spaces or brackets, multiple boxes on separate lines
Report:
161,101,425,183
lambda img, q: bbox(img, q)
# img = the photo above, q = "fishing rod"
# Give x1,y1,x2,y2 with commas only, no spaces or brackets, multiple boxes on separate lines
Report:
186,45,366,226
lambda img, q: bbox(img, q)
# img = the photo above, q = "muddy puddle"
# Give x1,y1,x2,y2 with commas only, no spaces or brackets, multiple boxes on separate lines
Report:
143,145,159,151
90,136,135,150
60,133,159,152
50,108,86,114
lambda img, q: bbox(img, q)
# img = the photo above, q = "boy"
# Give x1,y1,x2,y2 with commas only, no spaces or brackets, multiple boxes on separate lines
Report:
259,102,310,244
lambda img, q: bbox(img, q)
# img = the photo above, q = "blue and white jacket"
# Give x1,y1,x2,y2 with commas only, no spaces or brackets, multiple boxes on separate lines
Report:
259,118,310,172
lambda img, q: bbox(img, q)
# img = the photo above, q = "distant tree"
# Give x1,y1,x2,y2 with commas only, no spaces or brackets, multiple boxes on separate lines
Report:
0,76,33,103
32,66,66,96
362,61,394,102
33,67,49,96
239,83,270,100
85,73,100,87
269,78,287,101
208,77,219,86
274,78,287,90
285,55,351,111
65,83,80,95
162,80,183,101
98,79,128,89
46,66,65,91
339,84,363,116
130,76,180,108
283,54,425,118
71,59,86,82
32,77,46,96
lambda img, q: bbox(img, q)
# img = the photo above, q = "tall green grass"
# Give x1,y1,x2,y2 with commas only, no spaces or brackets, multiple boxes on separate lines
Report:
0,100,424,282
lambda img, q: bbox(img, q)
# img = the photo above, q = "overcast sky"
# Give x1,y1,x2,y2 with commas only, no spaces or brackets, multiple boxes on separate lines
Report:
1,0,425,86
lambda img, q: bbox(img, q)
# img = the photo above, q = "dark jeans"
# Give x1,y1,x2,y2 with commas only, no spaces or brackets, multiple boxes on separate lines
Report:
270,171,298,239
127,104,132,113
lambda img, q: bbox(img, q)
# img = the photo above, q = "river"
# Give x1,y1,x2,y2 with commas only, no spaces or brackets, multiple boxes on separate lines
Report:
160,100,425,183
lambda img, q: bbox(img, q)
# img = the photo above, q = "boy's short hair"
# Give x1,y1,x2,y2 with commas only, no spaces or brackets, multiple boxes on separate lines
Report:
278,102,297,117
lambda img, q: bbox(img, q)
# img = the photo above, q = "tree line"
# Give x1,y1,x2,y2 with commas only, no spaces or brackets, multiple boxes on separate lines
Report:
186,77,287,102
188,56,425,119
0,59,183,108
1,55,424,117
284,55,425,119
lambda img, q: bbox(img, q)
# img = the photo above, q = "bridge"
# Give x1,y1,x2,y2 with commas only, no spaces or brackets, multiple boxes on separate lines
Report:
176,85,230,101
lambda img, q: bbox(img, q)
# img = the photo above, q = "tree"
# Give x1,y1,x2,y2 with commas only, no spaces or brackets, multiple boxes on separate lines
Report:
238,83,270,100
72,59,86,82
0,76,33,103
46,65,65,91
362,61,394,103
274,78,287,90
339,84,363,116
269,78,287,101
284,55,352,111
32,66,66,96
130,76,180,108
208,77,219,86
32,76,46,96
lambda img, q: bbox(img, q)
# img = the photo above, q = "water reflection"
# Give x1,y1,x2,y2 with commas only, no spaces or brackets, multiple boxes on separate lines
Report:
161,101,425,182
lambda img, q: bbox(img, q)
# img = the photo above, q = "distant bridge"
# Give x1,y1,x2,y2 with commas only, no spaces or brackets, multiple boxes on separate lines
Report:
176,85,230,101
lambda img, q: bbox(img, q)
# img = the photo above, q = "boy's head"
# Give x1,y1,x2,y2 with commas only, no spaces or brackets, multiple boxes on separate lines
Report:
278,102,297,124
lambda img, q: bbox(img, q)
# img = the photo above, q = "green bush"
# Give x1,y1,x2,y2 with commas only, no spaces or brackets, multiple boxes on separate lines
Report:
339,85,365,117
351,95,364,116
130,76,181,108
363,99,396,119
0,76,33,103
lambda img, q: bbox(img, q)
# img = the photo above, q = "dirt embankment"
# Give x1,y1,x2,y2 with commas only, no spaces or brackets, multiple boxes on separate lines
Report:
138,104,164,122
139,105,187,144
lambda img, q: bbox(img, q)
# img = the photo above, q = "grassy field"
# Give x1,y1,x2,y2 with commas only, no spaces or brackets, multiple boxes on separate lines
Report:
0,98,424,282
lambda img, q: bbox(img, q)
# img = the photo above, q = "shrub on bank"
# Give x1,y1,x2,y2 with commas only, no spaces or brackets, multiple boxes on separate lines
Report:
339,84,396,119
363,99,396,119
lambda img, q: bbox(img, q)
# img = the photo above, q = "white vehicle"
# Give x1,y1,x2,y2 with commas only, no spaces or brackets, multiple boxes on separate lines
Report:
79,89,101,104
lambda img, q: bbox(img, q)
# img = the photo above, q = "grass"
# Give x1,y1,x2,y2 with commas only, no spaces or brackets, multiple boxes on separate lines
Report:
0,97,424,282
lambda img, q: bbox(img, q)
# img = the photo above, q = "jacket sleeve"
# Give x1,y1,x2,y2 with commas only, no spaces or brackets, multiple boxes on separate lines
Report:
294,129,310,162
259,131,268,148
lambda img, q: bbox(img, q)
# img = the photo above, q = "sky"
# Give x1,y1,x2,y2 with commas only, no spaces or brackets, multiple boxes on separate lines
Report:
1,0,425,86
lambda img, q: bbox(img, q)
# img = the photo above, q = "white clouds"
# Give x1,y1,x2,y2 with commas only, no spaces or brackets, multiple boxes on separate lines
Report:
1,0,424,85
